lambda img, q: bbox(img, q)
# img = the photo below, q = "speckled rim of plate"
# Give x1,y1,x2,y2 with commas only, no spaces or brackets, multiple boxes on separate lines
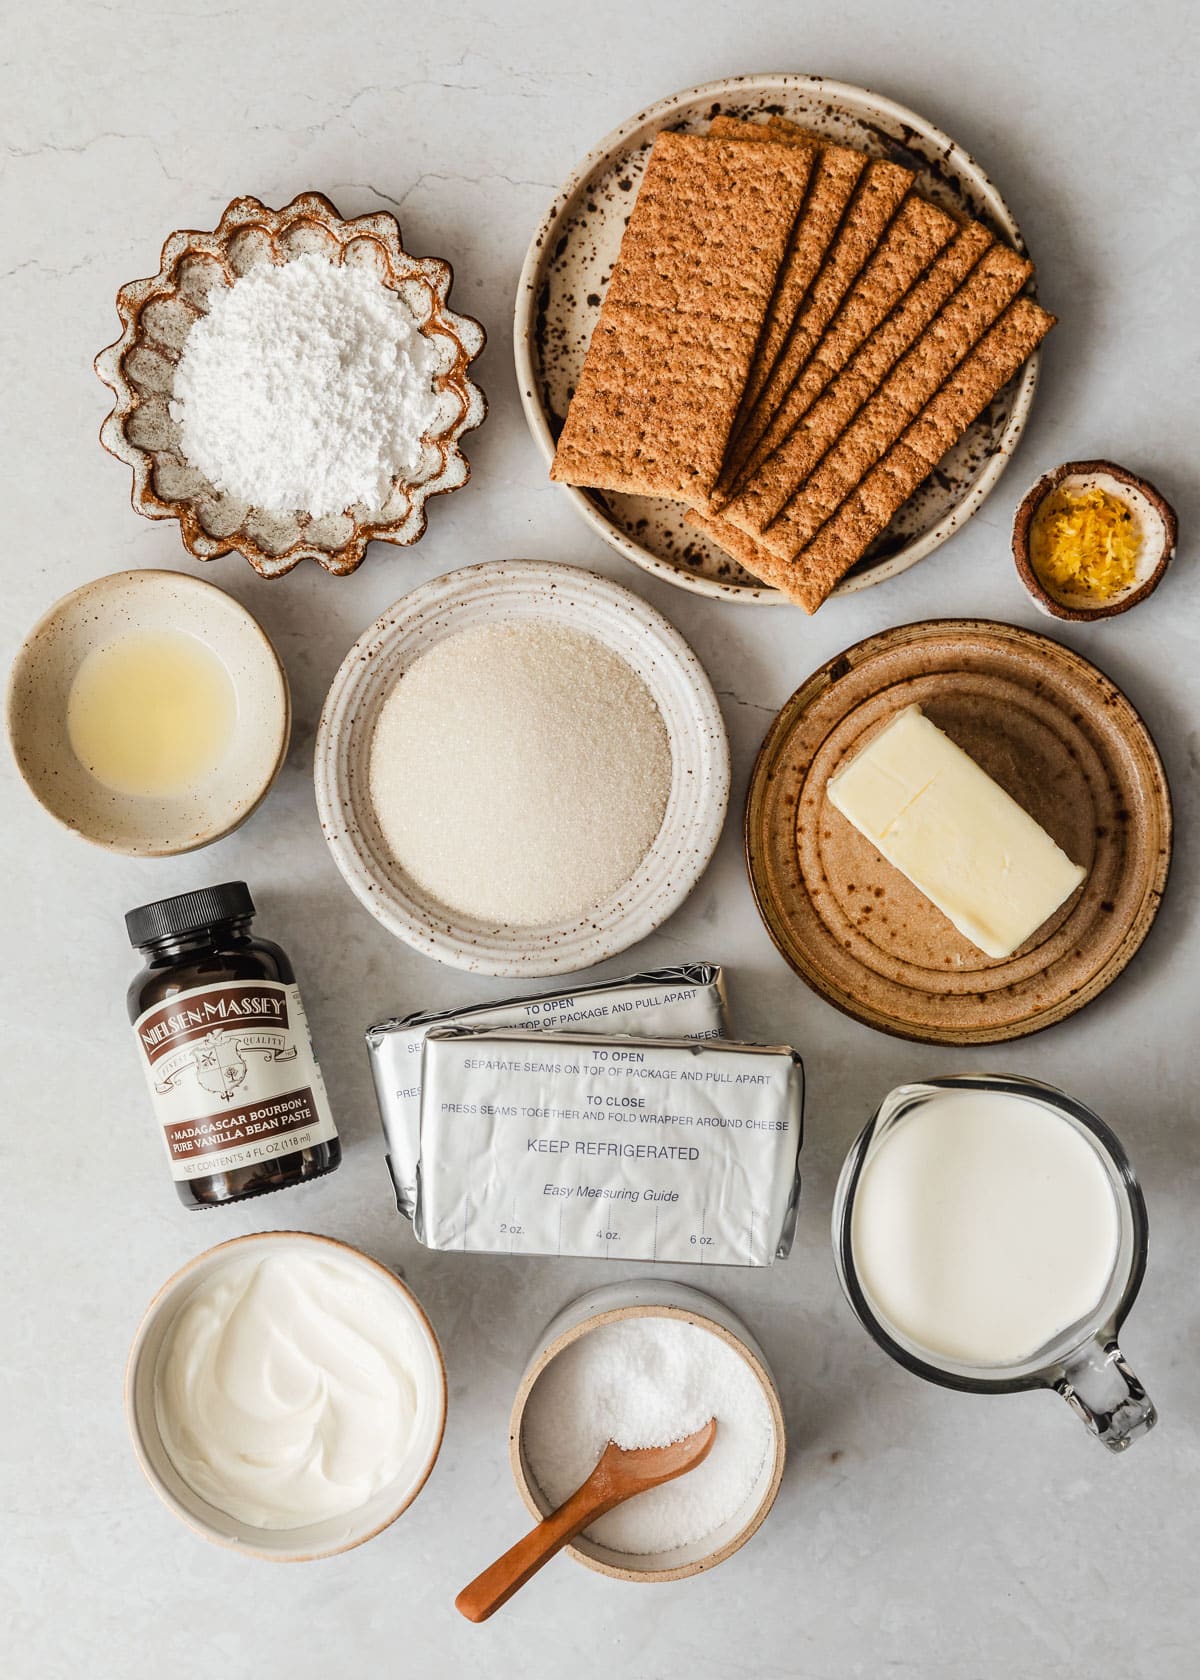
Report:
124,1232,447,1562
6,568,290,856
314,559,730,976
744,619,1172,1045
514,73,1041,604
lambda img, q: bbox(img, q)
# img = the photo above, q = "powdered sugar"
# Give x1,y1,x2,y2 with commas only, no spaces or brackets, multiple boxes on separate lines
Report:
521,1316,773,1556
170,252,441,517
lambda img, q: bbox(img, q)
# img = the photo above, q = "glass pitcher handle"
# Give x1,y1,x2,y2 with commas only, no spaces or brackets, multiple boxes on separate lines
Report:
1053,1337,1157,1452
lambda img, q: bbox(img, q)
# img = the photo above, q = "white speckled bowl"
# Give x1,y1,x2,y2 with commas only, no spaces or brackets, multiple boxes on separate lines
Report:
125,1232,447,1562
314,560,730,976
7,569,289,855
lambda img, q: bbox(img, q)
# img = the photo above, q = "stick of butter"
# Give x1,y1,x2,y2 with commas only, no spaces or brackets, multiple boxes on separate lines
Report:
825,704,1087,959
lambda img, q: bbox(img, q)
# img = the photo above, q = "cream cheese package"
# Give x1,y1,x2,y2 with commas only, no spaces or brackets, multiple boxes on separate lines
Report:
414,1029,804,1266
366,965,728,1217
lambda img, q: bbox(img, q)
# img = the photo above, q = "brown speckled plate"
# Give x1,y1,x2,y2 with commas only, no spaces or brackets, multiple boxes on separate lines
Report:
745,621,1171,1043
515,74,1040,604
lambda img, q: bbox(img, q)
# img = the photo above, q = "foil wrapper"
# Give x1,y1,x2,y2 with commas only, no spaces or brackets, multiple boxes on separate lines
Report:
414,1027,803,1267
366,964,728,1217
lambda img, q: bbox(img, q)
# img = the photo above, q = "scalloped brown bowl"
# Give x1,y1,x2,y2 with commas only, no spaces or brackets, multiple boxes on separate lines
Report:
95,192,486,579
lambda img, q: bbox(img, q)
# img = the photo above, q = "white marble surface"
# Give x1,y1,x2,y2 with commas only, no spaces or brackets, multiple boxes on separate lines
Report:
3,3,1198,1676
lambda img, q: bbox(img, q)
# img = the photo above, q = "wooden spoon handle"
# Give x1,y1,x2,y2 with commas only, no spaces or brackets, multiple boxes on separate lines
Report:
455,1476,622,1623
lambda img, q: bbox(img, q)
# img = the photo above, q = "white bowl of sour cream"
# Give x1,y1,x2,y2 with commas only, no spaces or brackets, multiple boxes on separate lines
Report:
125,1232,447,1560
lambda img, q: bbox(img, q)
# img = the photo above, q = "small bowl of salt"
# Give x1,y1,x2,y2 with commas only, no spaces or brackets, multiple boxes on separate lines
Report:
95,192,485,578
511,1282,786,1582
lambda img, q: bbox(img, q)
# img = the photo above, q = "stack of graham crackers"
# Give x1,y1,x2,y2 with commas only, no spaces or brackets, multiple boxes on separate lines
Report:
550,116,1055,612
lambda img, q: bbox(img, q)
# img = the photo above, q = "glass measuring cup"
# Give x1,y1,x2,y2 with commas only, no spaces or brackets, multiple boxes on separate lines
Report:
832,1074,1155,1452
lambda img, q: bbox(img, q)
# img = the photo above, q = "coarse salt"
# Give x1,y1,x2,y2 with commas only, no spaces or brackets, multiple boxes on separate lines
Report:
368,620,672,928
521,1316,773,1556
169,252,441,517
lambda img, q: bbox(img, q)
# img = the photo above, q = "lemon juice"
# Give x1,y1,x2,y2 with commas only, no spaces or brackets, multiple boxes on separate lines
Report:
67,629,237,798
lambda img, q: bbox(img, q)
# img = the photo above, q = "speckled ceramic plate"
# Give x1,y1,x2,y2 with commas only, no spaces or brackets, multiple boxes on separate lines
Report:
314,560,730,976
515,74,1041,604
745,620,1170,1043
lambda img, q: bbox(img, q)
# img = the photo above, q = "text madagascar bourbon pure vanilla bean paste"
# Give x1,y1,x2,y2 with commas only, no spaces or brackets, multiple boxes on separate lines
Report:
125,882,340,1209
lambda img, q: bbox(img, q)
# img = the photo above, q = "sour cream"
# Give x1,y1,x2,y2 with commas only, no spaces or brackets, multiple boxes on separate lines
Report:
154,1248,427,1530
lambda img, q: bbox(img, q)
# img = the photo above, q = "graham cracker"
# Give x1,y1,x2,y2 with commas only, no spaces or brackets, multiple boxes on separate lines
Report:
732,241,1033,547
711,155,914,498
683,506,785,583
719,191,960,500
550,130,813,503
708,116,866,440
715,223,994,536
762,114,830,145
768,298,1055,611
605,132,813,320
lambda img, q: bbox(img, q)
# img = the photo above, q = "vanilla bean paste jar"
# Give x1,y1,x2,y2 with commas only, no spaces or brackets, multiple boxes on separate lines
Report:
125,882,340,1209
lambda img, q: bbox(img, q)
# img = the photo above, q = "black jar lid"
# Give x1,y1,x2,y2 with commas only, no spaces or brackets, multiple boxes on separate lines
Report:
125,881,255,948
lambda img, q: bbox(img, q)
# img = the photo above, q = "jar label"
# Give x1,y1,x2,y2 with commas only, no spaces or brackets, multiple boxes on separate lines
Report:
132,980,338,1181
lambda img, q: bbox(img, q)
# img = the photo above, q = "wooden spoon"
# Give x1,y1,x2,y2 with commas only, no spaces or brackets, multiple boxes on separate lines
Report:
455,1418,717,1622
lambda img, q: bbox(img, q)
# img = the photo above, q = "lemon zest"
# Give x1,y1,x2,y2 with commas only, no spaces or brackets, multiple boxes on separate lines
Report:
1030,485,1140,600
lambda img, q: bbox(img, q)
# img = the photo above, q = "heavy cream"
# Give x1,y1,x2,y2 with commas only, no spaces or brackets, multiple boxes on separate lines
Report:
155,1248,427,1530
850,1088,1120,1367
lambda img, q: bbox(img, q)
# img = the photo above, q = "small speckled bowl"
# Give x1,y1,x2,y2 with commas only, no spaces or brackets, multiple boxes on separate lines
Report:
314,560,730,976
7,569,289,855
95,192,486,578
510,1282,786,1582
125,1232,447,1562
1012,460,1178,621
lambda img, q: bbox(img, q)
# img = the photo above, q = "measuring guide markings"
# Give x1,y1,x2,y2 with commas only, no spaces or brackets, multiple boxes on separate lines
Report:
414,1030,804,1266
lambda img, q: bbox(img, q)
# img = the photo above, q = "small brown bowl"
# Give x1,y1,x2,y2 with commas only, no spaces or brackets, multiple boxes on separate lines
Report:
1012,459,1177,622
95,192,486,579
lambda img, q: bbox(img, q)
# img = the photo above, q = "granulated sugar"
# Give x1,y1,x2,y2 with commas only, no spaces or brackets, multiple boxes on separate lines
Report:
170,252,441,516
368,621,672,927
521,1316,773,1556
